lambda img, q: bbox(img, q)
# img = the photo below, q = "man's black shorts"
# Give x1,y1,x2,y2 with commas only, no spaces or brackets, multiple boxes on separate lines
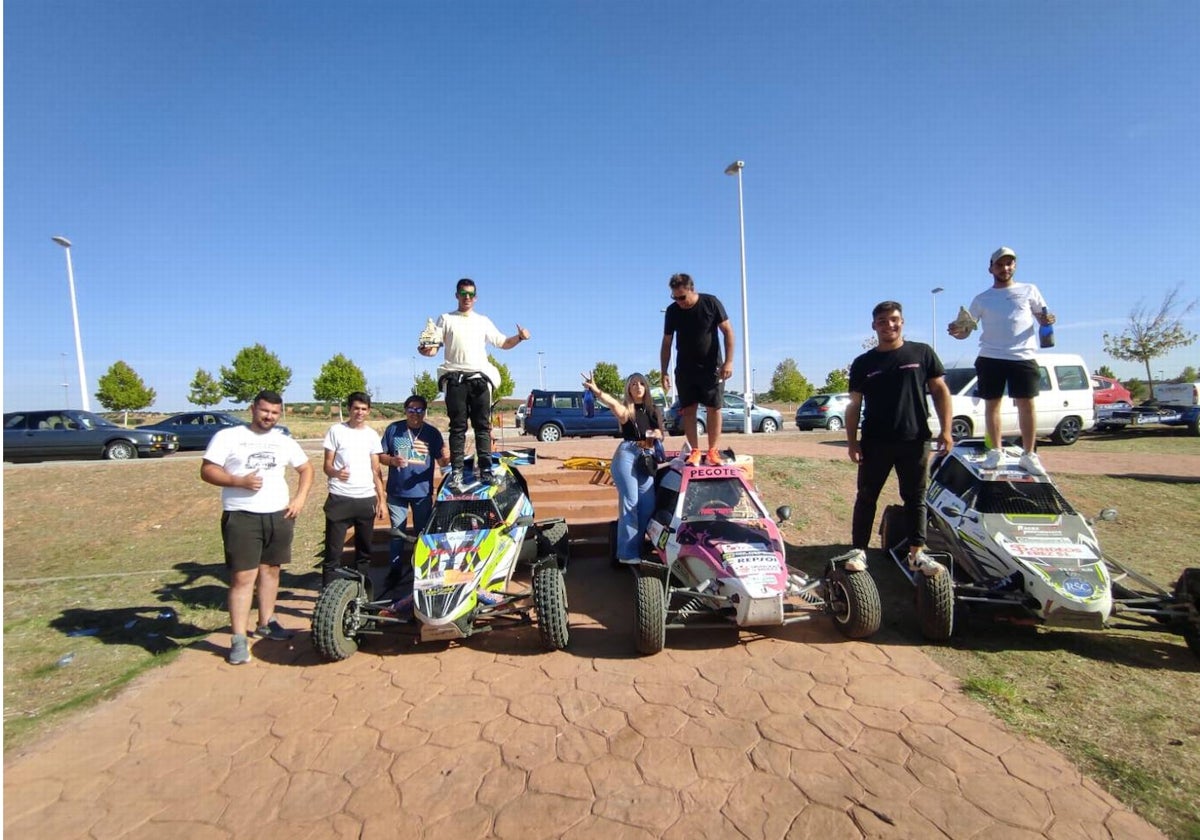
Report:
220,510,295,572
675,368,723,409
974,356,1041,400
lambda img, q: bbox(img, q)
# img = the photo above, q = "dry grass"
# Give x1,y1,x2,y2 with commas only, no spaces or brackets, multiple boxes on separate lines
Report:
4,451,1199,837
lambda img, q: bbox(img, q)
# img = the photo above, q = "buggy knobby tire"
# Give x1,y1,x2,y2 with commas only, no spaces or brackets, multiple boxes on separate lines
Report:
312,578,364,661
533,562,570,650
880,504,905,553
826,568,882,639
538,520,570,569
634,572,667,655
916,569,955,641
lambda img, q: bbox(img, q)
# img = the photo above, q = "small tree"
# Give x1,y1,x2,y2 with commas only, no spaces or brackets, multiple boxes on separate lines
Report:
95,361,156,426
647,369,662,389
1178,365,1198,384
766,359,813,403
489,354,515,400
220,344,293,404
591,361,623,396
1095,364,1117,379
313,353,367,420
187,368,223,407
861,334,879,350
820,368,850,394
1103,286,1197,402
413,371,440,405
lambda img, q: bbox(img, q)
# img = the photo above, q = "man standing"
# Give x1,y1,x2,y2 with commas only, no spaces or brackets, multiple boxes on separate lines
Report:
380,394,449,565
320,391,385,588
838,302,953,576
202,390,313,665
948,246,1055,475
660,272,735,466
419,278,529,491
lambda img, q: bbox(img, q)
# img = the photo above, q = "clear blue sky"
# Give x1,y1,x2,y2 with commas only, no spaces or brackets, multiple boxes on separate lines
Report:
5,1,1198,411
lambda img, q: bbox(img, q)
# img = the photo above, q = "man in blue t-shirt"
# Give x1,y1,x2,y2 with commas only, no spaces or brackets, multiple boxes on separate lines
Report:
380,395,449,570
838,301,953,577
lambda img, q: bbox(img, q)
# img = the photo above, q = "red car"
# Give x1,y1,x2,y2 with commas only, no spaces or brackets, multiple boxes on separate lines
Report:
1091,375,1132,407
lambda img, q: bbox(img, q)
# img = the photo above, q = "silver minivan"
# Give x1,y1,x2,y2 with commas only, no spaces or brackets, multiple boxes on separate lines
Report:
932,353,1094,446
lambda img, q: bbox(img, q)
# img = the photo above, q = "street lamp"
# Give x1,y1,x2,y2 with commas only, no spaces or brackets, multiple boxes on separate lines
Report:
930,287,944,354
60,353,70,408
724,160,752,434
537,351,546,390
51,236,91,411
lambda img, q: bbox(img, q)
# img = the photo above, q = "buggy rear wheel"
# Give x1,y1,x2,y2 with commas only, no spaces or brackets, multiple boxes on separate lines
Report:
312,578,366,661
826,568,882,639
533,561,570,650
634,571,666,655
880,504,905,554
916,570,955,641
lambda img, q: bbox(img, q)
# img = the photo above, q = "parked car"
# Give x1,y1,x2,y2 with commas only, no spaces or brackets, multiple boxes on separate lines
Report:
3,409,179,461
137,411,290,450
664,393,782,435
931,352,1094,445
795,393,852,431
522,389,620,442
1091,375,1132,408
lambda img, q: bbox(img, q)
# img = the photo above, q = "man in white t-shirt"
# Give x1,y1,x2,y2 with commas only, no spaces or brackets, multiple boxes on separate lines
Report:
948,247,1056,475
418,278,530,491
321,391,385,588
202,390,313,665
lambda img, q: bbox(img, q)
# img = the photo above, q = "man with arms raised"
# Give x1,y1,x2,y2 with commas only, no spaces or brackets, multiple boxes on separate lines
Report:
202,390,313,665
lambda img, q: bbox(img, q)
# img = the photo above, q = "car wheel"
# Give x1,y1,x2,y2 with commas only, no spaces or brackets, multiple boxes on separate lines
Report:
537,424,563,443
950,417,972,440
105,440,138,460
826,416,844,432
826,567,881,639
1050,416,1083,446
533,560,570,651
759,417,778,434
634,571,666,655
311,578,365,661
695,418,706,435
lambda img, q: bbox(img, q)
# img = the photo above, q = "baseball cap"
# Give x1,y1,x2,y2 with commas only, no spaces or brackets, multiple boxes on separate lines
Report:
990,247,1017,265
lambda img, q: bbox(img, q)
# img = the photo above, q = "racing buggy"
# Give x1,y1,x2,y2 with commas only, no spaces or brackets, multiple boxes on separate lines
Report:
633,456,882,654
312,451,570,660
880,440,1200,658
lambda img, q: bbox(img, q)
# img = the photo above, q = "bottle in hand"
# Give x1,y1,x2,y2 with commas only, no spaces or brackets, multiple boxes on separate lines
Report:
1039,306,1055,348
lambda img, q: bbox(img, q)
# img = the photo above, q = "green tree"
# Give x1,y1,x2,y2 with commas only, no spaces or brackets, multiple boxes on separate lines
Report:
820,368,850,394
591,361,623,396
187,368,223,407
489,354,515,400
219,344,293,404
766,359,813,403
1127,378,1149,402
1103,286,1197,401
1177,365,1198,383
647,370,662,389
95,361,156,426
413,371,439,404
313,353,367,420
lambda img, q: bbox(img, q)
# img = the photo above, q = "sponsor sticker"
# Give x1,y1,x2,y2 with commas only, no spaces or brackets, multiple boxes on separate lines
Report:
1006,541,1097,560
1062,577,1096,598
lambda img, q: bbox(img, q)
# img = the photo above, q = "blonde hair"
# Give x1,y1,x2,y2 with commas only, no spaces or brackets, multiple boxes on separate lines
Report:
623,373,656,412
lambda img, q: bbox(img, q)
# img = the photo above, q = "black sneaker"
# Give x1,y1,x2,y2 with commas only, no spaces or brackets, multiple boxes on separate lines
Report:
447,472,467,494
254,618,294,641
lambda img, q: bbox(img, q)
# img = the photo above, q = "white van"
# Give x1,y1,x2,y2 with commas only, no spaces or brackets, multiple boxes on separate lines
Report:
931,352,1094,446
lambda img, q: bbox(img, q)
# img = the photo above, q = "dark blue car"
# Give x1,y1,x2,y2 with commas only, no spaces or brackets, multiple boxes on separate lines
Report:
138,411,290,450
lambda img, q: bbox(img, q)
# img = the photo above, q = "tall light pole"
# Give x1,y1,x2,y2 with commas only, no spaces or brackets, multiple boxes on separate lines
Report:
930,287,944,354
724,160,752,433
60,352,70,408
537,351,546,390
51,236,91,411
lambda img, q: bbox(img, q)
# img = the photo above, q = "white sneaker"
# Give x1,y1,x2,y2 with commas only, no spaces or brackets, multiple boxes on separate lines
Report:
1019,451,1047,476
832,548,867,572
907,549,942,577
981,448,1003,469
618,557,641,566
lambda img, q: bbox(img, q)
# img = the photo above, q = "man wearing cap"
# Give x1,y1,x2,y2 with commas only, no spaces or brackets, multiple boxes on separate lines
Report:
948,247,1056,475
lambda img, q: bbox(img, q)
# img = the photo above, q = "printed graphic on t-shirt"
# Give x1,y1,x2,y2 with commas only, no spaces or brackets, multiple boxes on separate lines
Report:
246,451,278,471
395,434,427,464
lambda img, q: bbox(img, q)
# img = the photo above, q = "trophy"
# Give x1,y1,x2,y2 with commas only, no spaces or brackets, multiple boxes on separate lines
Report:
951,306,978,335
418,318,444,349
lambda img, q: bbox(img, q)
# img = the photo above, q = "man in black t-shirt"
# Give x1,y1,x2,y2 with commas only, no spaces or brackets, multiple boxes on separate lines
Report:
660,273,735,466
837,301,953,576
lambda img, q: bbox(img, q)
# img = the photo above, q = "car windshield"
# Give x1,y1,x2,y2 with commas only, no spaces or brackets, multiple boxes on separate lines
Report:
976,481,1076,517
943,369,977,394
76,412,118,430
683,478,761,519
426,499,503,533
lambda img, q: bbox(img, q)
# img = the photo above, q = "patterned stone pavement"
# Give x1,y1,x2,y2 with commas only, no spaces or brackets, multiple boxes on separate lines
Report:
4,561,1165,840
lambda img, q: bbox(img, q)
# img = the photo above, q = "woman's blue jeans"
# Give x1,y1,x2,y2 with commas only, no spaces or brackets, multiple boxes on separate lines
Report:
611,441,655,560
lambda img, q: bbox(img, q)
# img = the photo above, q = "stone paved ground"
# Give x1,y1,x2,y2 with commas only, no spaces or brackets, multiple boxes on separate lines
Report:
4,560,1166,840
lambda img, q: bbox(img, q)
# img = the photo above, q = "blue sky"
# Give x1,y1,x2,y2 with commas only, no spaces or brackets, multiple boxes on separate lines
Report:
5,1,1198,411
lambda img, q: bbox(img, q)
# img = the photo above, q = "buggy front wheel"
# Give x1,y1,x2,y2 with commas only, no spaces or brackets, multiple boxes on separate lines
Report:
312,578,366,661
826,568,881,639
634,572,667,654
533,562,570,650
916,570,955,641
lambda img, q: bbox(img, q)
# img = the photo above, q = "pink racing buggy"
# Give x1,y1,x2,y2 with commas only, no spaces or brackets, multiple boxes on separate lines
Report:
633,455,881,654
